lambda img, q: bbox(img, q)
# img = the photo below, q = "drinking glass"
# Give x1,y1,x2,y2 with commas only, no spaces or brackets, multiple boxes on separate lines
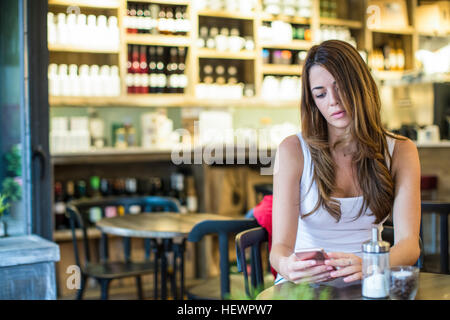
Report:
389,266,420,300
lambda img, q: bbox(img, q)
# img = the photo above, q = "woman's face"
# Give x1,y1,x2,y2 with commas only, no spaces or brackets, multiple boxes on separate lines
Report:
309,65,351,131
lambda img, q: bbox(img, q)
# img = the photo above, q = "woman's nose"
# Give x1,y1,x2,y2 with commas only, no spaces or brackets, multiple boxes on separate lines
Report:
328,88,340,106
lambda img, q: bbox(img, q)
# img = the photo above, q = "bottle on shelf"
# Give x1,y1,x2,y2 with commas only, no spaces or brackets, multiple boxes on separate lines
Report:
227,63,238,85
75,179,87,199
165,6,175,35
125,177,138,195
136,4,144,34
148,46,158,93
197,26,209,48
174,6,184,35
89,176,101,198
215,64,226,85
170,171,187,213
139,45,149,93
186,175,198,213
177,47,187,93
126,3,138,33
142,4,152,34
100,178,112,197
157,5,167,34
202,64,214,84
149,4,160,35
167,47,178,93
395,39,405,71
155,46,167,93
54,181,68,230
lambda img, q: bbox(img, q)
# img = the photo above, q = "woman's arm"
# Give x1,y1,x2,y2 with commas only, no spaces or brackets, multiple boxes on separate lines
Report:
270,135,333,282
389,138,422,266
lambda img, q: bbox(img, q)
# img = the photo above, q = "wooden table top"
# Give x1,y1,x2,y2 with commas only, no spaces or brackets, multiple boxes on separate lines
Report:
96,212,236,238
256,272,450,300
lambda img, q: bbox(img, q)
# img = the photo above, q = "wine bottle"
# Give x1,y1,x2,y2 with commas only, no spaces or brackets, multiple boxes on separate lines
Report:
177,47,187,93
140,45,149,93
156,46,166,93
148,46,158,93
167,47,178,93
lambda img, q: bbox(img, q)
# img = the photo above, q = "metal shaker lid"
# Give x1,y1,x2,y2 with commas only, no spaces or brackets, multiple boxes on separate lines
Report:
362,226,391,253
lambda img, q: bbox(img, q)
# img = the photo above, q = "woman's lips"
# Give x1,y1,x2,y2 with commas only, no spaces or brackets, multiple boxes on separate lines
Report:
331,110,346,119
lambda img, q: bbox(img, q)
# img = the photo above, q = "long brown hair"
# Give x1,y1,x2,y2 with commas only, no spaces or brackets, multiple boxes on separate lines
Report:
300,40,401,224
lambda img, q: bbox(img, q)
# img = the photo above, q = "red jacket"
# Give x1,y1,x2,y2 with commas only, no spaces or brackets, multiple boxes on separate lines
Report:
252,195,276,278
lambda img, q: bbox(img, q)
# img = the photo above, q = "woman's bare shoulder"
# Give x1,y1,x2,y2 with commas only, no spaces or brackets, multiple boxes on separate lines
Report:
392,135,418,158
276,134,304,173
391,135,419,174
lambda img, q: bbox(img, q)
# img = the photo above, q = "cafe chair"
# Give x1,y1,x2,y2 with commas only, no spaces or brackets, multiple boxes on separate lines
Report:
235,226,273,299
66,195,181,300
186,218,260,300
421,201,450,274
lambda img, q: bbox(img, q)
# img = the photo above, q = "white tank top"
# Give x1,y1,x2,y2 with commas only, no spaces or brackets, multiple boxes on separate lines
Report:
275,133,395,284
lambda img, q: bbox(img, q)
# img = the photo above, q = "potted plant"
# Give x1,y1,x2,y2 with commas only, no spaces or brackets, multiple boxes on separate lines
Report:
0,193,10,237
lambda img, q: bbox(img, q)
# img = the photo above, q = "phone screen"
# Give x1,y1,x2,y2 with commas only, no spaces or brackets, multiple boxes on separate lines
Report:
295,249,327,263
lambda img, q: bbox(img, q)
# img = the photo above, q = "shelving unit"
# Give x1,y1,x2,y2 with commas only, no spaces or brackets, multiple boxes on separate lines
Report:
47,0,448,108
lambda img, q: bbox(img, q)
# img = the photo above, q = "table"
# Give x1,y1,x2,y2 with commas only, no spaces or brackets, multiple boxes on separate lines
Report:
96,212,235,299
256,272,450,300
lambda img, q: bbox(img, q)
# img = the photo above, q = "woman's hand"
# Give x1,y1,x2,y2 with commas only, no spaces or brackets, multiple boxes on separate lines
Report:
325,252,362,283
280,253,335,284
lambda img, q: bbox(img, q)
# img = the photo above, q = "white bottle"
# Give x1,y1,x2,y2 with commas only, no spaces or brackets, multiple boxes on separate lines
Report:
110,65,121,96
108,16,120,51
66,13,77,47
58,64,71,96
97,15,108,50
76,14,87,48
47,12,57,45
86,15,97,49
79,64,92,97
48,63,60,96
68,64,81,96
90,65,102,96
56,13,68,45
99,65,111,96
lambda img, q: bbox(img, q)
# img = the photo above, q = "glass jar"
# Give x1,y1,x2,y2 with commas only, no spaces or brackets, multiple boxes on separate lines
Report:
362,226,391,299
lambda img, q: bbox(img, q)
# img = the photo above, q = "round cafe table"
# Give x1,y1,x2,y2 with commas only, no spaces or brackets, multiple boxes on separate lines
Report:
96,212,235,299
256,272,450,300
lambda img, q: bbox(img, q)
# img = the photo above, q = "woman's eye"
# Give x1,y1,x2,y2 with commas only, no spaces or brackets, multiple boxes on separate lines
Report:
316,93,325,98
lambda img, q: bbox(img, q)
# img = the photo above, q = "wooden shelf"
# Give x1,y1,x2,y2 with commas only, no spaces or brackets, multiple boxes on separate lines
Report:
260,40,312,50
319,17,362,29
125,34,191,47
197,48,257,60
368,26,415,35
262,64,302,75
48,44,119,54
49,95,301,108
129,0,190,5
48,0,119,9
417,31,450,38
50,94,189,108
371,70,416,81
197,9,255,20
260,13,311,25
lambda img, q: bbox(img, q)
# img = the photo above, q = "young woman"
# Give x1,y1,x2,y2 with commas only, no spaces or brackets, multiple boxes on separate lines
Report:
270,40,421,284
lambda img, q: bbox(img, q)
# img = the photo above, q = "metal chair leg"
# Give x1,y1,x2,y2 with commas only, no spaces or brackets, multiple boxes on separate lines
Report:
76,275,87,300
99,279,111,300
136,276,144,299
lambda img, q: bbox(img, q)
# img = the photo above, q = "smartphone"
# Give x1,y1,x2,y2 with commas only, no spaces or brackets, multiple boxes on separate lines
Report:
294,248,329,265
